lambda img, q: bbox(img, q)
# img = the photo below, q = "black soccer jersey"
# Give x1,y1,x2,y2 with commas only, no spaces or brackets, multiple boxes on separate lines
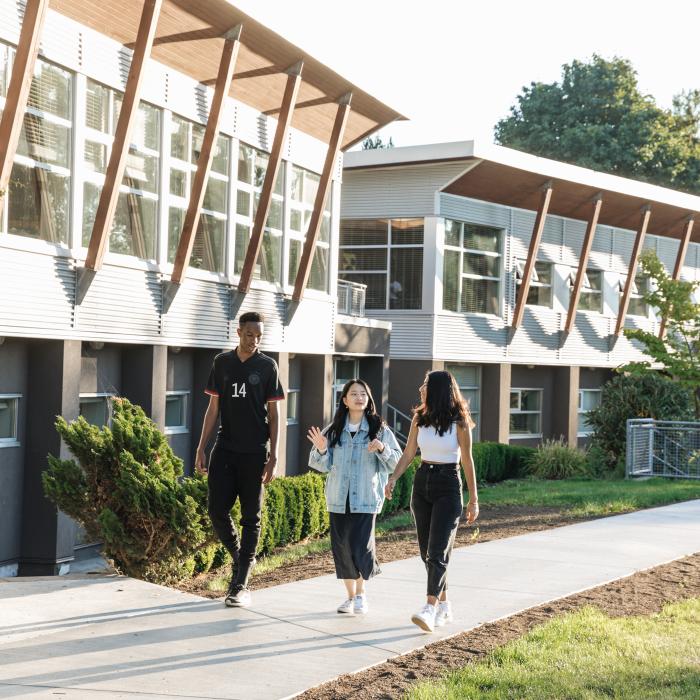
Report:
205,349,285,453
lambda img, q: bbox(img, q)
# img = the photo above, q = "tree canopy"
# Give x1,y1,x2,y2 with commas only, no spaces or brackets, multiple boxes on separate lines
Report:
495,55,700,194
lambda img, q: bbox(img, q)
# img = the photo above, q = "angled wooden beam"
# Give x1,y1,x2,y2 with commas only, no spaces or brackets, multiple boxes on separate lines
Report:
292,94,352,302
564,194,603,334
237,60,304,293
84,0,163,271
659,215,695,338
614,205,652,336
170,25,242,284
0,0,50,221
511,181,553,329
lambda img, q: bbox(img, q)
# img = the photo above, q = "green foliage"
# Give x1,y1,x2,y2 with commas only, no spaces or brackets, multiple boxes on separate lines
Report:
362,134,395,149
527,438,590,480
381,459,418,516
623,250,700,418
43,398,213,583
586,371,693,470
472,442,535,482
495,55,700,193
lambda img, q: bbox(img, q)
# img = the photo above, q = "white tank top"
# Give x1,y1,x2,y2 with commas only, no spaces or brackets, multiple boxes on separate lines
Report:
417,423,460,463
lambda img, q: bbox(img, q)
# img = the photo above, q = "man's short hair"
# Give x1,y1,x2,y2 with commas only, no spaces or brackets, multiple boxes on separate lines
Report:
239,311,264,325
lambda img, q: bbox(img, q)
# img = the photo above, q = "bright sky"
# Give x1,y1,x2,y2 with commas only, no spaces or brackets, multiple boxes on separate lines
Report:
233,0,700,150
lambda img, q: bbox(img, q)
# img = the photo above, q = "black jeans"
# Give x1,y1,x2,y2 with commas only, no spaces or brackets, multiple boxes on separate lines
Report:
207,442,266,588
411,462,463,598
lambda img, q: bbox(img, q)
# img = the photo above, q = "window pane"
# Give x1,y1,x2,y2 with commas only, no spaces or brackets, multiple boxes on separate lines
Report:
254,151,268,188
303,171,319,206
236,189,250,217
579,290,602,312
510,391,519,409
80,398,108,426
463,224,500,253
391,218,424,244
8,163,69,243
192,127,229,174
443,249,460,312
17,115,70,167
0,398,17,439
447,364,479,388
390,247,423,309
234,223,250,275
86,81,110,132
84,140,107,173
170,115,189,161
203,178,227,214
463,252,499,277
534,261,552,284
165,395,185,427
510,412,540,435
581,390,601,412
267,197,283,231
628,296,647,317
342,273,386,309
287,391,299,422
340,219,388,246
526,283,552,306
309,245,328,292
461,277,499,314
462,388,480,413
167,207,184,263
335,360,357,382
123,149,158,192
132,103,160,151
290,207,302,232
169,168,187,198
340,248,387,271
0,45,9,98
258,231,281,283
288,238,302,283
291,166,303,202
445,219,461,247
29,60,71,118
82,181,99,246
237,144,254,184
586,270,602,291
110,193,157,259
319,212,331,243
520,390,541,411
191,214,225,273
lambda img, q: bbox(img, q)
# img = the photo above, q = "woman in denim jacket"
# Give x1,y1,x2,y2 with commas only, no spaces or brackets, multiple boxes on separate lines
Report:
308,378,401,615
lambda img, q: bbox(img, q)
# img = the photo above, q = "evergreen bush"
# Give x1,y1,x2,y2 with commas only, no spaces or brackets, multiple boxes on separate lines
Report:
527,438,590,480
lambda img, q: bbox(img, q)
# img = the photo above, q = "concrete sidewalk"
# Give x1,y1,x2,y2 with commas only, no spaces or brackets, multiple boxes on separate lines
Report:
1,500,699,700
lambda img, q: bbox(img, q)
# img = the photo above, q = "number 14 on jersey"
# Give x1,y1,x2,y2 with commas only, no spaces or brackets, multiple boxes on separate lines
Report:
232,382,247,398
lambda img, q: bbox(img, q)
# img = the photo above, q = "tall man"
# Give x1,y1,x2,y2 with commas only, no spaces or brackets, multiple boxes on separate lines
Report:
196,311,284,607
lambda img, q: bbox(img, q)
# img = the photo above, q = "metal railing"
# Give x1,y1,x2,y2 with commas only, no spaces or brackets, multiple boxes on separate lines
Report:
626,419,700,479
386,403,412,446
337,279,367,317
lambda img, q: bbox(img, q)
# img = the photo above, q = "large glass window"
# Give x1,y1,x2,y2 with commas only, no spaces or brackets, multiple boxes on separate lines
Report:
234,144,282,284
82,79,160,260
572,269,603,313
509,388,542,437
0,395,20,445
166,115,229,273
578,389,601,436
165,391,189,434
446,364,480,441
79,394,113,427
516,259,553,307
625,274,649,317
443,220,501,315
288,165,330,292
6,55,72,244
339,218,423,310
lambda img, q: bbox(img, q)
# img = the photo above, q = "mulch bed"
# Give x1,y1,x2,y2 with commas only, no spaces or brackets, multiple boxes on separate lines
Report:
175,505,591,597
295,553,700,699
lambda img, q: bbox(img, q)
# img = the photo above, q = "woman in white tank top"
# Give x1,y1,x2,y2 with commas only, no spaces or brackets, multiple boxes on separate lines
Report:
385,370,479,633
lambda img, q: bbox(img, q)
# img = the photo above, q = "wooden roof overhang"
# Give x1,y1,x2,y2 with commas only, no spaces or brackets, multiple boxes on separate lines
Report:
48,0,406,149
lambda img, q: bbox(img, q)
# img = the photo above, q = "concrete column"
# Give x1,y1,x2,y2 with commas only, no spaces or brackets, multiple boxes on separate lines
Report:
274,352,290,476
20,339,81,575
480,362,511,444
299,354,333,470
551,365,580,446
121,345,168,429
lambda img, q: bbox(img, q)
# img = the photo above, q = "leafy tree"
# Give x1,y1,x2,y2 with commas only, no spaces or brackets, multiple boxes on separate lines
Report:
623,250,700,418
362,134,395,149
495,55,700,193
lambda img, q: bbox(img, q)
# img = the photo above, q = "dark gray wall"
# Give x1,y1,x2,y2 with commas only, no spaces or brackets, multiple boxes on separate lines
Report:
335,323,390,356
0,339,28,568
298,354,333,472
80,345,121,395
387,359,434,417
166,348,194,469
510,364,555,447
580,367,613,389
122,345,167,429
191,348,221,476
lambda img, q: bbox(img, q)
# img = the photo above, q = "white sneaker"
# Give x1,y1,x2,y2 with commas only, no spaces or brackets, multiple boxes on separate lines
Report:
337,598,355,614
225,585,251,608
353,594,368,614
411,603,436,632
435,600,453,626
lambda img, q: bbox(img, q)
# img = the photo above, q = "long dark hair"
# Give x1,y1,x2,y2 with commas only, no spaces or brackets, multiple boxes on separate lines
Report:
325,378,384,448
414,370,475,436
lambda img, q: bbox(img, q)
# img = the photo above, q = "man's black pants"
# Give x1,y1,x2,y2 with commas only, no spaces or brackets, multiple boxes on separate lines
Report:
410,462,463,598
207,443,266,588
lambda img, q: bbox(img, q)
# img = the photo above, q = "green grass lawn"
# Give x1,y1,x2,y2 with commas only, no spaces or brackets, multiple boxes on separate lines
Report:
408,599,700,700
477,477,700,517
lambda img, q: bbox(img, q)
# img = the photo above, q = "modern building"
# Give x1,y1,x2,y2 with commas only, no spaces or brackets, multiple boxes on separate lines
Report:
341,141,700,446
0,0,403,575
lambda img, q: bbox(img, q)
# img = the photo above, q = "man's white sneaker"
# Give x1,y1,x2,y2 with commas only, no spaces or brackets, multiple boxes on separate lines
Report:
435,600,453,627
225,585,251,608
337,598,355,614
411,603,436,632
353,594,368,614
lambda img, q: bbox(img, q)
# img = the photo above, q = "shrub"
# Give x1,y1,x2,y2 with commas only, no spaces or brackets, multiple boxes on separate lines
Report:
587,372,693,470
528,438,590,480
472,442,536,482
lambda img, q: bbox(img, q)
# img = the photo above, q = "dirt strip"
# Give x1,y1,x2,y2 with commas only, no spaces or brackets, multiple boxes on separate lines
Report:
295,553,700,700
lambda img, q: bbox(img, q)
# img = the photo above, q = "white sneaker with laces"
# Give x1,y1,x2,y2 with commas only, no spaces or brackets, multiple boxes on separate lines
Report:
435,600,453,626
337,598,355,614
353,594,368,614
411,603,436,632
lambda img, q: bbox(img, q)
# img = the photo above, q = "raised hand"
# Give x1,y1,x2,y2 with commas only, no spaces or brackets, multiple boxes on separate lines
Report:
306,426,328,453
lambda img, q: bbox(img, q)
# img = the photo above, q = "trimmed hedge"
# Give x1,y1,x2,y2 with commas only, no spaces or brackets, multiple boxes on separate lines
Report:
472,442,535,482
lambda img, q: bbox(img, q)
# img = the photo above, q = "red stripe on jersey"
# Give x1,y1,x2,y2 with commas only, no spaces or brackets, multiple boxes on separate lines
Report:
204,389,219,397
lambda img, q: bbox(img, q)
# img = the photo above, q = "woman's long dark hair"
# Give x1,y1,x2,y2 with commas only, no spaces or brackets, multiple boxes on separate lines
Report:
325,378,384,448
414,370,475,436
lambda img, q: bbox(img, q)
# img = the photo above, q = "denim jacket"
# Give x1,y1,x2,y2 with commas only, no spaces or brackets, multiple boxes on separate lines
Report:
308,416,402,514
